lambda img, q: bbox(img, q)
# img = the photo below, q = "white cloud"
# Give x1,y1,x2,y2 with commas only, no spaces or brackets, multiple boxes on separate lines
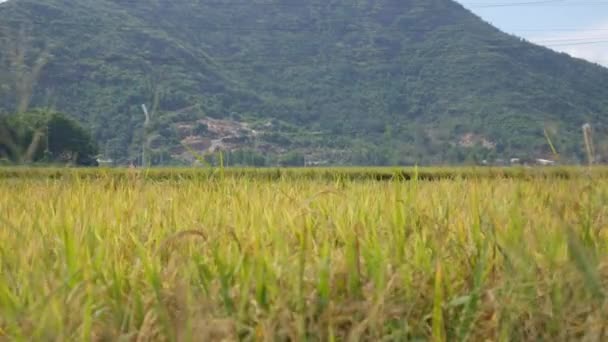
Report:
562,45,608,67
532,21,608,67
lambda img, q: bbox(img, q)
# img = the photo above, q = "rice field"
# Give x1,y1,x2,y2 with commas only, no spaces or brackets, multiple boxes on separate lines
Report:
1,167,608,341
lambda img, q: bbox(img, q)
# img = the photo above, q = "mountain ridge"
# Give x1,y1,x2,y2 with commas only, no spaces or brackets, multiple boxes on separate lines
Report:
1,0,607,165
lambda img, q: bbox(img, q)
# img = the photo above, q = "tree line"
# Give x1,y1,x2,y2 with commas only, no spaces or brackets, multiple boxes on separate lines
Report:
0,109,98,166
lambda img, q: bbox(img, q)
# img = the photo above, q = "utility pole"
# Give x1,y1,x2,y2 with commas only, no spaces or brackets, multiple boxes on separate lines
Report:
45,120,50,159
583,123,595,165
141,104,151,167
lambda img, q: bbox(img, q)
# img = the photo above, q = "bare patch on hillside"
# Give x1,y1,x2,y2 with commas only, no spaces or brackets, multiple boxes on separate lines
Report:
458,133,496,149
175,117,256,156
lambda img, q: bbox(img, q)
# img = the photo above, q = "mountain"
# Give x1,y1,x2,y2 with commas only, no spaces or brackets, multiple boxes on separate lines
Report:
1,0,607,165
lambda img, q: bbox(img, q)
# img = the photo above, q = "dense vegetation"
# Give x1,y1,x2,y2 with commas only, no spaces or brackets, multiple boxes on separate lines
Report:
0,110,98,165
0,165,606,182
1,0,608,165
1,168,608,340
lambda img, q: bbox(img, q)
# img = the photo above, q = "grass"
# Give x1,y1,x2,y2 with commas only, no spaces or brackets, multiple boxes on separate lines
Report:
2,165,608,181
0,167,607,340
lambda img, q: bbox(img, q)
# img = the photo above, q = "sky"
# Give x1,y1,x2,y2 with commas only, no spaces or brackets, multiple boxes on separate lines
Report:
1,0,606,66
457,0,608,66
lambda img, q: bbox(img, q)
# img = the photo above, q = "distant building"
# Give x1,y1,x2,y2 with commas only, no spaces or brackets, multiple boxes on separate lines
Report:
96,158,114,167
535,159,555,166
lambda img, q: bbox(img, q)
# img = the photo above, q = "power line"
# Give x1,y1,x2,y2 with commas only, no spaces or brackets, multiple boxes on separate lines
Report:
1,6,607,34
2,17,608,38
466,0,608,8
509,28,608,32
1,0,607,17
6,21,593,66
530,36,608,43
548,39,608,46
61,0,608,7
42,46,604,77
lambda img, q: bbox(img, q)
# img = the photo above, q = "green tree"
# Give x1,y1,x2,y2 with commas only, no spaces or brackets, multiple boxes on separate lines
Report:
0,110,98,165
193,122,208,136
47,112,98,165
279,152,305,167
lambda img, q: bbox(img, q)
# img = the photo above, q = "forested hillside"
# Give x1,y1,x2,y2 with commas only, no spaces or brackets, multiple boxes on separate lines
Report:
1,0,607,165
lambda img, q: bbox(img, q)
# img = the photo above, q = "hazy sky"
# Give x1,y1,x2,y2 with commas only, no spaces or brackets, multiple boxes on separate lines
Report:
1,0,606,66
457,0,608,66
